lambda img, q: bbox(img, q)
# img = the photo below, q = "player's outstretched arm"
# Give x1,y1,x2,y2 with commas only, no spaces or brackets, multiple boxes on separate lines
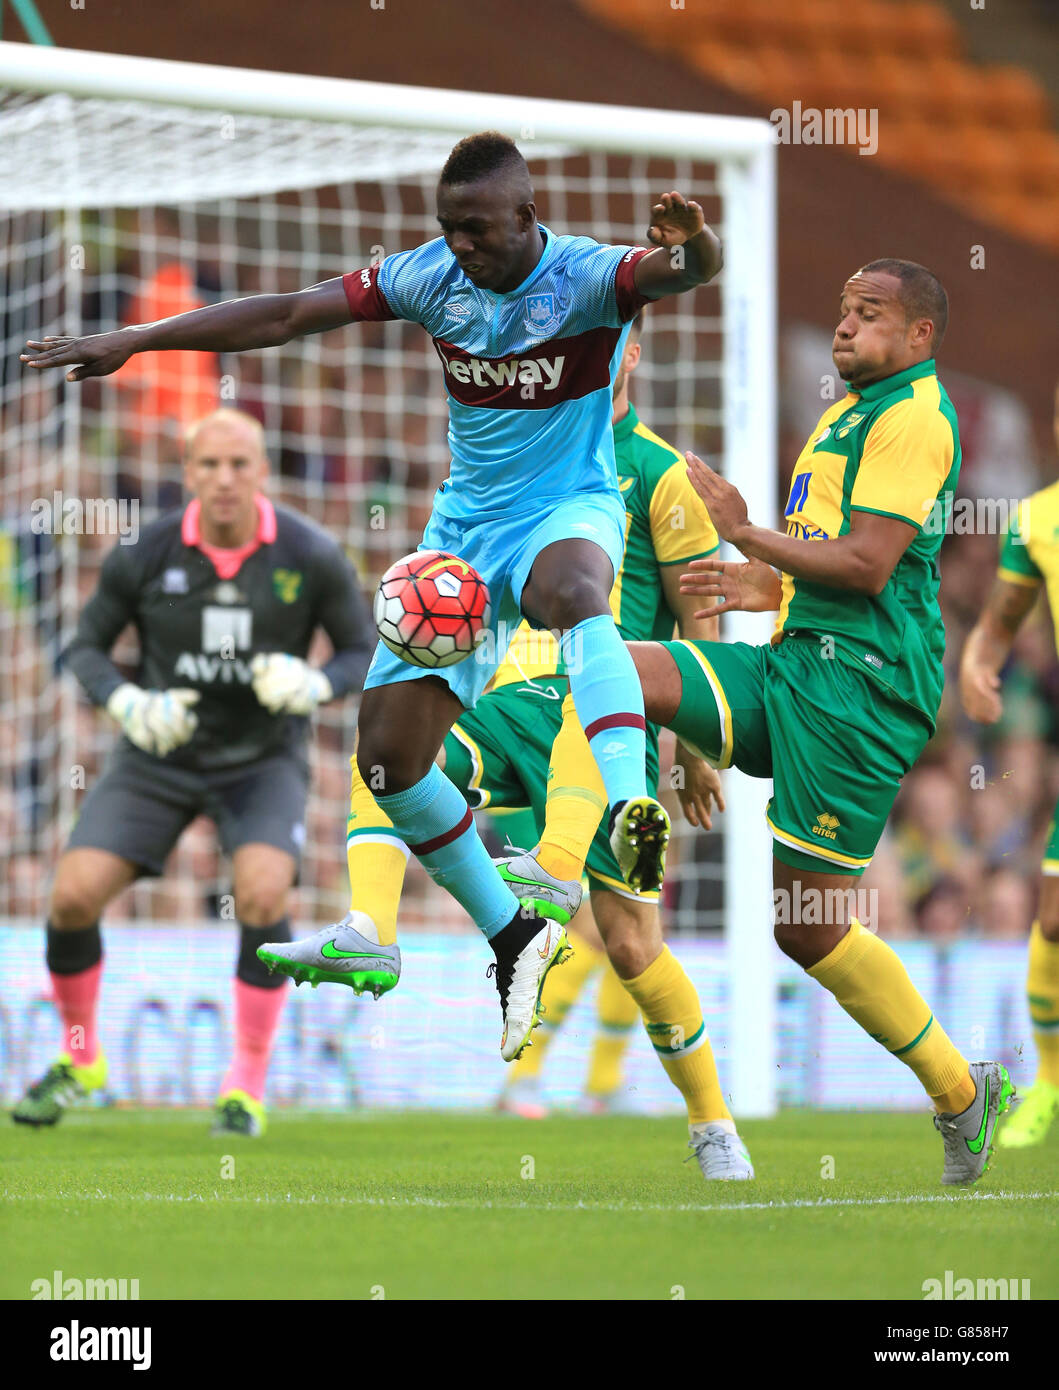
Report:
21,277,353,383
685,451,915,595
959,576,1039,724
633,191,723,300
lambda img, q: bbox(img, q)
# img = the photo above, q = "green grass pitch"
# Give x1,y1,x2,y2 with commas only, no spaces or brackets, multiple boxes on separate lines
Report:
3,1109,1056,1300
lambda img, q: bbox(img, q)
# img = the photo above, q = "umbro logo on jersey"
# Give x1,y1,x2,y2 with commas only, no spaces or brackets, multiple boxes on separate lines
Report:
444,300,472,322
162,568,188,594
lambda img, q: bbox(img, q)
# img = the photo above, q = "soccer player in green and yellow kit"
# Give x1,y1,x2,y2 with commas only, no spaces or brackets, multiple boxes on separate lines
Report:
545,259,1014,1185
960,378,1059,1147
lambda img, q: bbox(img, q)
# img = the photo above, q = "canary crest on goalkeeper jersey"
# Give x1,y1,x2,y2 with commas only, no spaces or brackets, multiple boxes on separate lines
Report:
775,359,960,729
342,226,650,520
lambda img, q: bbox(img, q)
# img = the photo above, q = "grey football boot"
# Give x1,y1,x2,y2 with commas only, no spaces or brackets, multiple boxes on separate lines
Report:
687,1123,755,1181
257,910,401,998
933,1060,1016,1186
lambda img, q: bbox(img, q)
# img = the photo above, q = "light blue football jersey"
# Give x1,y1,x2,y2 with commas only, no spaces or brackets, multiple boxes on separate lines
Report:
343,226,649,521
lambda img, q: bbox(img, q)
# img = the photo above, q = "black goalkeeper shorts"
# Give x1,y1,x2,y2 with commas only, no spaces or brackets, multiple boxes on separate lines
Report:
66,742,309,877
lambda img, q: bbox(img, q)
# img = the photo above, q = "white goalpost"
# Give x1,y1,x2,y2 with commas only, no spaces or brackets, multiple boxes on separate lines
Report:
0,41,777,1115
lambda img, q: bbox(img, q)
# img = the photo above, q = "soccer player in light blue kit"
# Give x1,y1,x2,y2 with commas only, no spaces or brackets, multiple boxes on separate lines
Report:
22,133,722,1060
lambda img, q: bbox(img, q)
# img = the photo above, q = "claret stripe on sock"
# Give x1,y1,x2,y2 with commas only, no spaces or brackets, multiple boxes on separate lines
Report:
407,805,475,857
583,712,647,741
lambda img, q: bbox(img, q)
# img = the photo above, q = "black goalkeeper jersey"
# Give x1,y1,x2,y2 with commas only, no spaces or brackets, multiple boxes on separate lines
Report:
61,501,375,770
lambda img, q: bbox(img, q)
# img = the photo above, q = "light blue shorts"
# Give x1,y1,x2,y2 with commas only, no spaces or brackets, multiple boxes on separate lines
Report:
363,489,626,708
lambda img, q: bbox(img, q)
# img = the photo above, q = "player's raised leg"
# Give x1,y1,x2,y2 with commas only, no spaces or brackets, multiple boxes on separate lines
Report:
520,534,668,894
1000,875,1059,1148
12,849,134,1126
497,691,602,919
258,750,406,995
357,677,566,1061
499,898,605,1117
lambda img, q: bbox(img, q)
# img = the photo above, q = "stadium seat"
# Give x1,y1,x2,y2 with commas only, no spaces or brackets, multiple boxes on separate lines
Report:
883,2,962,58
976,66,1053,131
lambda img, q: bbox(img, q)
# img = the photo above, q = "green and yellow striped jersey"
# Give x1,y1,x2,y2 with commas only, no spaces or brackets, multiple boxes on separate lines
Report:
492,402,719,688
775,358,961,728
997,480,1059,653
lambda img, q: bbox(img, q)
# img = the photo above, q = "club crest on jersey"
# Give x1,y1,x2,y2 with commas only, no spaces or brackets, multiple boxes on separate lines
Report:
523,292,561,336
213,582,245,605
272,568,303,604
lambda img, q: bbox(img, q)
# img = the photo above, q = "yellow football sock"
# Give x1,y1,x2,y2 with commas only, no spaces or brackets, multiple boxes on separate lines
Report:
1027,920,1059,1086
808,919,974,1113
346,754,409,947
536,693,607,883
586,963,641,1097
623,946,730,1124
507,925,605,1080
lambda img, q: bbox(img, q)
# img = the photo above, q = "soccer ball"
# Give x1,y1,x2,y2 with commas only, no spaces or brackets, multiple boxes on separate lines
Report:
373,550,492,668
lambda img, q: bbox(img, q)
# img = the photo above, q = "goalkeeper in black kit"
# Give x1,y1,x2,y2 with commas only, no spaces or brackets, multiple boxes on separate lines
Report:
12,408,374,1137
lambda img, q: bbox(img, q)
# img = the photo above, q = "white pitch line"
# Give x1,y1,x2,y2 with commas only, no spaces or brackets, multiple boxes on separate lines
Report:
4,1189,1059,1217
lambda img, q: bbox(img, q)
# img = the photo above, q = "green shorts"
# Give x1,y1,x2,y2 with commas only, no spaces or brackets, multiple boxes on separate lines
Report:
443,675,661,900
662,635,932,876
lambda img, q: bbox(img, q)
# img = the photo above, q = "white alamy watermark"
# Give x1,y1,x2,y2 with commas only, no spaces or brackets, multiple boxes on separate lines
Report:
50,1321,151,1371
472,620,581,673
32,1269,140,1300
773,883,878,929
922,1270,1030,1300
921,492,1026,540
770,102,878,156
29,491,139,545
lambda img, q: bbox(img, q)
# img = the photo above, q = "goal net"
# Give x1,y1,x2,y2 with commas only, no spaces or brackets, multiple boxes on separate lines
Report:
0,44,777,1112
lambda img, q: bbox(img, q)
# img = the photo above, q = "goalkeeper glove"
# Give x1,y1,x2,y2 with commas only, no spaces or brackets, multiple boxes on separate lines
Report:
105,683,201,757
250,653,333,715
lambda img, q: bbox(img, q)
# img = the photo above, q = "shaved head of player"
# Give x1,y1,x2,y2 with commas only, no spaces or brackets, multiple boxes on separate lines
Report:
435,133,539,294
184,408,268,547
833,258,948,390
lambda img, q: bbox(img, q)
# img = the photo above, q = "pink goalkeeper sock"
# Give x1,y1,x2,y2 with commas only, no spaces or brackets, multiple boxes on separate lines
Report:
49,961,103,1066
221,978,289,1102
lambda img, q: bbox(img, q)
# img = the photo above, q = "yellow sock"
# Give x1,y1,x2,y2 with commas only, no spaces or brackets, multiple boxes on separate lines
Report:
346,754,409,947
1027,920,1059,1086
808,919,974,1113
586,963,640,1097
536,693,607,883
507,926,605,1080
623,946,730,1124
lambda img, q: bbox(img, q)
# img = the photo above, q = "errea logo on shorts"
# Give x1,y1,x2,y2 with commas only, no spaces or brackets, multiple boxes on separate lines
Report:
812,812,840,841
